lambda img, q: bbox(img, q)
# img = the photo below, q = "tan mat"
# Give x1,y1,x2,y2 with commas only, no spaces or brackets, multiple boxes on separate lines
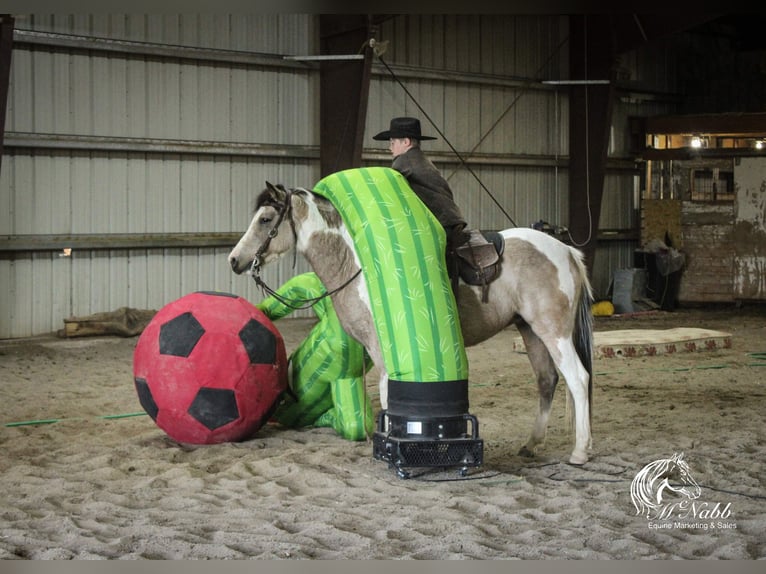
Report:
513,328,732,359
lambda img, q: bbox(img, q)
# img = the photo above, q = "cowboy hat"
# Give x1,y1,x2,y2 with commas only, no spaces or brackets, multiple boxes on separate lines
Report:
372,117,437,141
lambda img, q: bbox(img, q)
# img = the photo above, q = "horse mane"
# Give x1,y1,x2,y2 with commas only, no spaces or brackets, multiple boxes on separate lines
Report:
295,187,343,228
253,185,342,228
253,185,306,211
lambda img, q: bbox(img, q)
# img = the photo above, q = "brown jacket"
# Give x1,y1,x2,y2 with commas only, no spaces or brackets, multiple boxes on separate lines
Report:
392,147,467,232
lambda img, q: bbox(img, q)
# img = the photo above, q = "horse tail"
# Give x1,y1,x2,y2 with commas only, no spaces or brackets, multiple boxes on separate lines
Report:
572,248,594,427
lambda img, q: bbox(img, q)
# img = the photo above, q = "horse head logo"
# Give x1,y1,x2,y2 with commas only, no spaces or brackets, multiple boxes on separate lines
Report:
630,452,702,520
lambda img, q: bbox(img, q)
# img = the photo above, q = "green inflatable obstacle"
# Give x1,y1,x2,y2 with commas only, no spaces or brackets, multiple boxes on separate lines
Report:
257,272,374,441
313,167,469,389
314,167,482,475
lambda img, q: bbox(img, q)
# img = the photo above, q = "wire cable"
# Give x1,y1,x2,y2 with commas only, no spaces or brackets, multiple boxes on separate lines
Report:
375,52,517,227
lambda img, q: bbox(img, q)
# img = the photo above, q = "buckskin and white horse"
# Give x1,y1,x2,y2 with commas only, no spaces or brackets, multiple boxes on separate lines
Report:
228,181,594,465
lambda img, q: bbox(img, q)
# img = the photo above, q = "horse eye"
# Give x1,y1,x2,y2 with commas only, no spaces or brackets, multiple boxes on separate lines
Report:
259,216,272,225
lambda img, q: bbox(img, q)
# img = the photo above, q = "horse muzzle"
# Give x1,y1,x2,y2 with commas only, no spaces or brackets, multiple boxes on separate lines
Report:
229,254,255,275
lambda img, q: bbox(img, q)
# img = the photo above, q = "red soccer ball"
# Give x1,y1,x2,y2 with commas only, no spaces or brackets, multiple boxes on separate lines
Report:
133,291,287,444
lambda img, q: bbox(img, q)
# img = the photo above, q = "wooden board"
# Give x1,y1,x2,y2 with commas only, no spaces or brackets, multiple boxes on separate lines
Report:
513,327,732,359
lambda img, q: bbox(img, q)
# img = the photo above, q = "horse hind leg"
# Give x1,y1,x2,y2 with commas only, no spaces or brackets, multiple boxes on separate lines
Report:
516,322,559,460
555,336,592,465
517,323,591,465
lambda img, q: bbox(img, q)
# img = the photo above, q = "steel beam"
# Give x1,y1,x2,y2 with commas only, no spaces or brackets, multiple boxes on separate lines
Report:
643,112,766,135
13,29,307,71
0,232,241,254
3,132,319,159
319,15,375,177
567,15,617,277
0,15,14,175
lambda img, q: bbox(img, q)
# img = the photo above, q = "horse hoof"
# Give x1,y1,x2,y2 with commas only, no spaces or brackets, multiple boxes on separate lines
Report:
568,452,588,466
518,446,535,458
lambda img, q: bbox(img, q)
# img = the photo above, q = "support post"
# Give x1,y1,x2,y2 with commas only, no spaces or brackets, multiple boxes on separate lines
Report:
319,15,375,177
567,15,616,276
0,15,14,176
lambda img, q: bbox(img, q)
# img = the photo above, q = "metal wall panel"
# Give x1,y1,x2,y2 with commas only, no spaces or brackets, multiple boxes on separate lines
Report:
0,149,318,337
2,14,321,338
8,50,315,145
367,15,570,237
368,14,678,301
1,14,692,337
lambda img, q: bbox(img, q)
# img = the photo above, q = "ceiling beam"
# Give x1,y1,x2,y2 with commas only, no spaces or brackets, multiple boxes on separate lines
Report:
643,112,766,135
319,15,376,177
613,14,722,54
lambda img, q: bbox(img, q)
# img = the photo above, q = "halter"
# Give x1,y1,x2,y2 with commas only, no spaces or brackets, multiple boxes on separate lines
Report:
249,186,362,310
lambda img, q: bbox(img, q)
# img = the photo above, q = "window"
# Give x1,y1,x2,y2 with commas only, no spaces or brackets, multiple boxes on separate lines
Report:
690,168,734,202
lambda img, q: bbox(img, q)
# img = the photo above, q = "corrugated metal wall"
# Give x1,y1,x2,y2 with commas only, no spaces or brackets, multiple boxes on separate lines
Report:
366,15,570,238
1,15,320,338
1,14,681,338
365,15,654,299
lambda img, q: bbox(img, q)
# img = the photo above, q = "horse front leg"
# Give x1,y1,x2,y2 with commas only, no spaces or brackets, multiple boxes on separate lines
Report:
378,372,390,410
516,323,559,459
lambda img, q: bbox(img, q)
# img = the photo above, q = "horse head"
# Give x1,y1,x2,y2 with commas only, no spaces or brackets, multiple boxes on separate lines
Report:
228,181,298,275
661,452,702,502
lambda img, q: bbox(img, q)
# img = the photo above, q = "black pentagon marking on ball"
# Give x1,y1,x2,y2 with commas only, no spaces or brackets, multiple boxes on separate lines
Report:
196,290,238,298
134,377,159,421
239,318,277,364
188,387,240,430
159,311,205,357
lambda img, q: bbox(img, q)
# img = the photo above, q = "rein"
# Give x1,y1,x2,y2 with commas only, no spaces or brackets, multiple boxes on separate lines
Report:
252,267,362,311
248,186,362,311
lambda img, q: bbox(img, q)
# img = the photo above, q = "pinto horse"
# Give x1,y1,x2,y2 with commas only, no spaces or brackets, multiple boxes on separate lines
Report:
228,182,594,465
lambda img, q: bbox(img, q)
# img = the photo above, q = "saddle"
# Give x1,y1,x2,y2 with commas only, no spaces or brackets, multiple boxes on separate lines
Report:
454,229,505,302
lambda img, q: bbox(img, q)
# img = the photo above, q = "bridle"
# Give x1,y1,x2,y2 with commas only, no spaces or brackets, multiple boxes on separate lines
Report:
248,185,362,311
249,186,297,274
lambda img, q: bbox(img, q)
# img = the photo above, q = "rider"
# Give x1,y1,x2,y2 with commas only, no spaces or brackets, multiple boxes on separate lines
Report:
373,117,470,283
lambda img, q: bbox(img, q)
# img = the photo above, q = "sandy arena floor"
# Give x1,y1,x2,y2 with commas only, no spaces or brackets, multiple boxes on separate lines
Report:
1,304,765,559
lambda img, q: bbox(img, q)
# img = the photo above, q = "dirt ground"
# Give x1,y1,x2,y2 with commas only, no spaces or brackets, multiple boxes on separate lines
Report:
1,303,765,559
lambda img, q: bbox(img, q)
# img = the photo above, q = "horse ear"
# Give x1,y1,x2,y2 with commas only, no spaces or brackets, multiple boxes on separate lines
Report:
264,181,284,203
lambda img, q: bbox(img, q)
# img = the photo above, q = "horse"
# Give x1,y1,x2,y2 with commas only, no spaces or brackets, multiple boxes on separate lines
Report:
631,452,702,520
228,182,595,465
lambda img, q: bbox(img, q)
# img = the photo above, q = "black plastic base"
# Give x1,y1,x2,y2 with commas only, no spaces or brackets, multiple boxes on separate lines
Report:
372,410,484,479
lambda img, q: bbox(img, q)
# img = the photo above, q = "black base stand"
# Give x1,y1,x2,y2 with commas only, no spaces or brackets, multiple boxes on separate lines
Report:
372,410,484,479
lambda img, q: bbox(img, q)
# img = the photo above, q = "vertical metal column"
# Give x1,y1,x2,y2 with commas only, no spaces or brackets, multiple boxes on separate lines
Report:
0,14,14,175
567,15,616,276
319,15,375,177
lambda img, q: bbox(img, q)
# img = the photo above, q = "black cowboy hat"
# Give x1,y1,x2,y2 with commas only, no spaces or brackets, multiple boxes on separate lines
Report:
372,117,437,141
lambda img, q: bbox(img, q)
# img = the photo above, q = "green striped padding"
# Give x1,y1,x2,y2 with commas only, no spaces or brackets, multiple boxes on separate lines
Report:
257,272,371,435
315,376,374,441
313,167,468,383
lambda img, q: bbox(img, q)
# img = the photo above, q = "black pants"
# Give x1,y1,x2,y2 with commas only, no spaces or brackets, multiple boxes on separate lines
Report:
445,224,469,290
